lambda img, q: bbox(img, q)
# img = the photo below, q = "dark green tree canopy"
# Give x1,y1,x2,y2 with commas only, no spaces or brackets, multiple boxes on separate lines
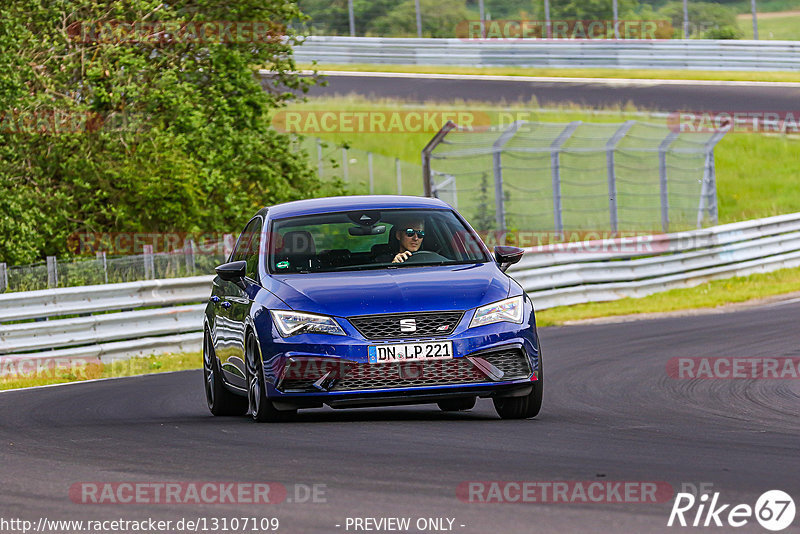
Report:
0,0,331,264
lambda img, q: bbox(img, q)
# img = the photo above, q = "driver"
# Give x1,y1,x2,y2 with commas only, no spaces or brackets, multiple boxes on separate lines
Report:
374,217,425,263
392,218,425,263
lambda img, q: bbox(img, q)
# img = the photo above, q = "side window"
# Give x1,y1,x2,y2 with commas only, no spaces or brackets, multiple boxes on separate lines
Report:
244,219,263,282
231,218,261,269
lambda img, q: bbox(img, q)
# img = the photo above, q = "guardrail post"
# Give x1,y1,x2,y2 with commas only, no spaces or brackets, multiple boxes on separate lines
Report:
421,121,457,197
185,239,196,275
491,121,528,235
368,152,374,194
396,158,402,195
348,0,356,36
46,256,58,288
658,131,679,233
605,120,636,234
414,0,422,37
96,251,108,284
698,129,728,228
0,262,7,293
143,245,154,280
342,147,349,182
550,121,582,236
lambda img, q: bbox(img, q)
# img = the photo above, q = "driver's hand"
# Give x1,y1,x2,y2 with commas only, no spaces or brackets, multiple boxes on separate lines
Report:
392,251,413,263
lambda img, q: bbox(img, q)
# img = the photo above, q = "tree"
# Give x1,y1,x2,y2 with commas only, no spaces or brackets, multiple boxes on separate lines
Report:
0,0,334,264
658,1,742,38
367,0,473,38
297,0,397,35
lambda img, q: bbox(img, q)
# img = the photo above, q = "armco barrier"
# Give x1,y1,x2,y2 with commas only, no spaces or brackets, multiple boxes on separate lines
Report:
292,36,800,72
2,213,800,364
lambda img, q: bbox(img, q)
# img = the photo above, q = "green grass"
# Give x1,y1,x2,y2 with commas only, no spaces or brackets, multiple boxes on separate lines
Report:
732,0,800,13
738,10,800,40
0,352,201,391
536,265,800,326
300,63,800,83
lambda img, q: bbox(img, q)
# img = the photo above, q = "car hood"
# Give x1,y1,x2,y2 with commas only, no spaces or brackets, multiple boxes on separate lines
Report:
268,263,510,317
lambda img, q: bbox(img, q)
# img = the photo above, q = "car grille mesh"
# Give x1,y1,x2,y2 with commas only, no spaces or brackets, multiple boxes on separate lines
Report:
348,311,464,340
278,348,531,392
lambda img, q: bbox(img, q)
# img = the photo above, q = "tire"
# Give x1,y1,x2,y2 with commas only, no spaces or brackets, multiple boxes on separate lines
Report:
493,357,543,420
437,397,476,412
203,330,248,416
245,331,296,423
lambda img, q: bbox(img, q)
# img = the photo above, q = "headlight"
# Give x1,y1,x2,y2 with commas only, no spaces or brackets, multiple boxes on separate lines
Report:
470,296,524,328
271,310,346,337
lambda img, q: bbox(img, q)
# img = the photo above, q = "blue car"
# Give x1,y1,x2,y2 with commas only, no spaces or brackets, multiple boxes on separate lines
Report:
203,195,542,421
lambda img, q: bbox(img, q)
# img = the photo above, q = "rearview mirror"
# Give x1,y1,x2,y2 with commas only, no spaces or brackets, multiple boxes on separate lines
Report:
494,246,524,272
349,225,386,236
215,260,247,283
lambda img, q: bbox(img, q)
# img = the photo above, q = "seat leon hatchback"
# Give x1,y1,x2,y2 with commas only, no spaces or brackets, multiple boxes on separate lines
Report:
203,195,542,421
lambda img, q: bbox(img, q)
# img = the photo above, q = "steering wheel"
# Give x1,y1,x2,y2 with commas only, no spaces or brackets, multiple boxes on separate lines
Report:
403,250,447,264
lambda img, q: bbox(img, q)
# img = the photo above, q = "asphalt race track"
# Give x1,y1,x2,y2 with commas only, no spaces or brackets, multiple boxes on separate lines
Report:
2,301,799,533
302,72,800,111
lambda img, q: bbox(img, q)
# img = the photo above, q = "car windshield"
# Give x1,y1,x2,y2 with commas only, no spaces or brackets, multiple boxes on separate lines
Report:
268,208,490,274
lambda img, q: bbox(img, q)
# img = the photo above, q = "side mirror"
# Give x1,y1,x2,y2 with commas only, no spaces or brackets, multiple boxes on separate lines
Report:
494,246,524,273
215,260,247,283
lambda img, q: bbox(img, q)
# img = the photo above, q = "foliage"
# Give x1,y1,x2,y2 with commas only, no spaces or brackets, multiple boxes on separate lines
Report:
703,25,744,38
297,0,398,35
658,1,741,37
0,0,333,265
367,0,473,37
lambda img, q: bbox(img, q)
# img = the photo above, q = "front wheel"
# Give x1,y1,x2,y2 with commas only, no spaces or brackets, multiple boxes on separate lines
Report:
203,331,247,416
493,358,543,420
245,332,295,423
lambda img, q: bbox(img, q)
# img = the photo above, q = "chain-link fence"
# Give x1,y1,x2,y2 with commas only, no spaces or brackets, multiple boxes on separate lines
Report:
0,243,229,294
422,120,727,235
298,136,423,196
0,139,425,294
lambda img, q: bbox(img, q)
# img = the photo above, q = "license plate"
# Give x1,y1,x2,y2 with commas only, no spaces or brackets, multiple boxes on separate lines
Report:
368,341,454,364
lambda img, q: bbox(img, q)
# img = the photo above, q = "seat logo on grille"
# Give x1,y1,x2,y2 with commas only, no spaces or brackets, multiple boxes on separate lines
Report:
399,319,417,333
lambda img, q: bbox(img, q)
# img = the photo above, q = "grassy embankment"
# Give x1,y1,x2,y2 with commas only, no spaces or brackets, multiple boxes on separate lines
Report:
738,10,800,40
0,353,199,391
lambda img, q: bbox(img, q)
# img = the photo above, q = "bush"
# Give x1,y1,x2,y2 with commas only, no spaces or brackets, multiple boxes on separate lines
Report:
658,1,741,38
366,0,473,37
703,25,744,39
0,0,337,265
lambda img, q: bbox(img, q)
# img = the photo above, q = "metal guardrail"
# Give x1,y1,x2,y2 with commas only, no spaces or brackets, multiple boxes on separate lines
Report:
0,276,213,323
509,212,800,308
2,212,800,364
293,36,800,71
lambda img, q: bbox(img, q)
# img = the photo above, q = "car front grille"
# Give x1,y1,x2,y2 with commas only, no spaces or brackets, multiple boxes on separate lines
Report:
348,311,464,340
278,348,532,392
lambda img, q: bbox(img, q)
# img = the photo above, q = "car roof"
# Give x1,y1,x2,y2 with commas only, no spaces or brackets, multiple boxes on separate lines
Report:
265,195,452,219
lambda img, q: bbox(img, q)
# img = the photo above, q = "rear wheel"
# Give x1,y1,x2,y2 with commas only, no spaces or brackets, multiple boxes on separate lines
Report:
437,397,476,412
203,331,247,416
245,331,296,423
493,358,543,420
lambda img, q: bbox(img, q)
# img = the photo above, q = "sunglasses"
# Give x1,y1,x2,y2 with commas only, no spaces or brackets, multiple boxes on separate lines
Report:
404,228,425,238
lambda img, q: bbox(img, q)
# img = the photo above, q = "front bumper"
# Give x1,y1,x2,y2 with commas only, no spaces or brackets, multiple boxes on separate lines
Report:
255,309,540,409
